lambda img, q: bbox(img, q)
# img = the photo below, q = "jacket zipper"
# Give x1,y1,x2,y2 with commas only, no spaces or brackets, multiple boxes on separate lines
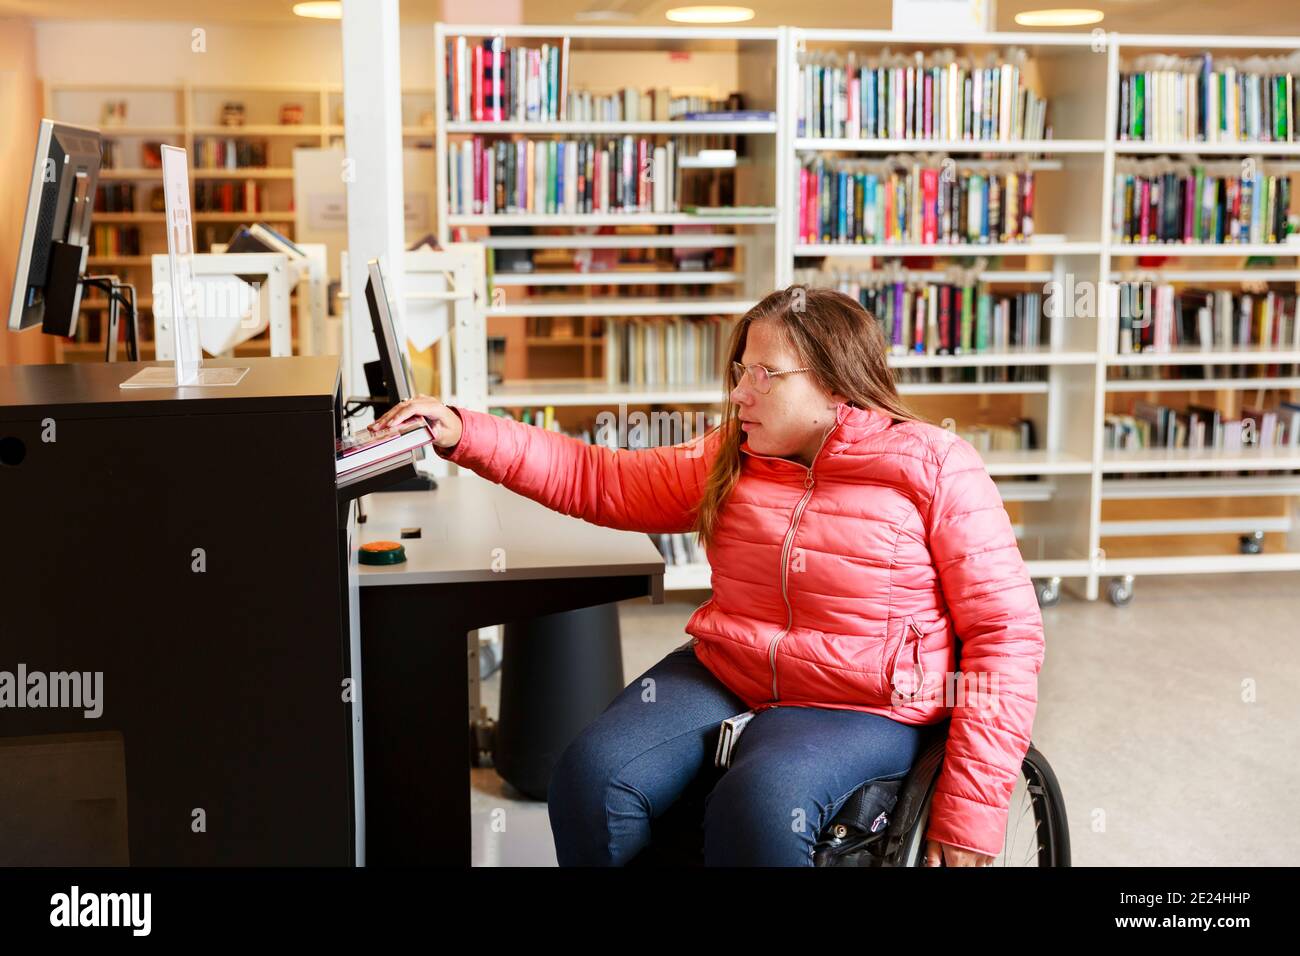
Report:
747,422,839,703
889,617,927,700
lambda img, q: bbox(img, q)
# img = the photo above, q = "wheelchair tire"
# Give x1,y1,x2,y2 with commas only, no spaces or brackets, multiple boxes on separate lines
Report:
888,744,1070,867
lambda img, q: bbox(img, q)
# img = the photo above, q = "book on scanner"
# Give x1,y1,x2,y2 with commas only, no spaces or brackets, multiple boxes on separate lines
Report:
336,419,436,476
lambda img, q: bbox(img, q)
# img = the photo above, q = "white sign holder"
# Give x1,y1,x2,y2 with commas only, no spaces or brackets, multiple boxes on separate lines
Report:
120,144,248,388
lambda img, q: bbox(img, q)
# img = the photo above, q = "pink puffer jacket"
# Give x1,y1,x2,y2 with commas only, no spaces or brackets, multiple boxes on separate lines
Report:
436,400,1045,858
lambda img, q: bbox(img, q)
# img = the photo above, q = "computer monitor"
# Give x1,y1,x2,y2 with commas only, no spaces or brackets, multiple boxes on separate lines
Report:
363,258,414,409
7,119,102,336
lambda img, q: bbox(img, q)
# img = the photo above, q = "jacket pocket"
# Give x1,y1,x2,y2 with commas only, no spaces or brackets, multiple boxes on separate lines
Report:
884,616,927,702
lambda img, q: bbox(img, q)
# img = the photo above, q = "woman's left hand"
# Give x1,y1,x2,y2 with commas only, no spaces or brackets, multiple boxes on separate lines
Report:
923,839,994,867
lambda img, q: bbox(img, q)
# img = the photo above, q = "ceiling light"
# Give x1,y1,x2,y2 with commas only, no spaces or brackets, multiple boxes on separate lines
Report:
575,10,637,21
293,1,342,19
1014,8,1104,27
666,6,756,24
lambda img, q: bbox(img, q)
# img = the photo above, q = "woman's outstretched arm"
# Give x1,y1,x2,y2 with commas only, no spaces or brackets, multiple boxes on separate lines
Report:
372,396,721,534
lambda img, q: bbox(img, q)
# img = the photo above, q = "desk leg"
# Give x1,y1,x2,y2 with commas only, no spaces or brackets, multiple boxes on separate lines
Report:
360,585,470,866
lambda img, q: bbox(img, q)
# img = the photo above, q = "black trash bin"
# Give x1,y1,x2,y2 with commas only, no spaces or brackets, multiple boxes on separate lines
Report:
493,603,625,800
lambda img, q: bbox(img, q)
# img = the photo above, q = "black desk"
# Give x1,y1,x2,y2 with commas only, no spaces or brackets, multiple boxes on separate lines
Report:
352,477,665,866
0,357,361,865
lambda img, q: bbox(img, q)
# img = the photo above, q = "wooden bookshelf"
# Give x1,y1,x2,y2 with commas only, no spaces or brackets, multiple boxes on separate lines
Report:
43,79,434,364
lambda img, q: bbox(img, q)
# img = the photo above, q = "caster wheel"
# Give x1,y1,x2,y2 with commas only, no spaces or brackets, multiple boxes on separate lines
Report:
1239,532,1264,555
1107,575,1134,608
1035,577,1061,608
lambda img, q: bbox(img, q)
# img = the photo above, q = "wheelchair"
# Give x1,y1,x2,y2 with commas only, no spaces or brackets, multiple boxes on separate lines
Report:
627,718,1070,867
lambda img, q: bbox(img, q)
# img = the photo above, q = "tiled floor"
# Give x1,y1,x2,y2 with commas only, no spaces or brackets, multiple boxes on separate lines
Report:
470,572,1300,866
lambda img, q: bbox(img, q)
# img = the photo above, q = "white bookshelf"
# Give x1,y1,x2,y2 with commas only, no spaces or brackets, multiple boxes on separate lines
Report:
1089,34,1300,601
435,23,785,589
435,25,1300,601
780,27,1300,604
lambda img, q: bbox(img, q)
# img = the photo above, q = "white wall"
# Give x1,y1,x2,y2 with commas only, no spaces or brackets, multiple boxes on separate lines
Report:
32,19,740,96
33,19,439,89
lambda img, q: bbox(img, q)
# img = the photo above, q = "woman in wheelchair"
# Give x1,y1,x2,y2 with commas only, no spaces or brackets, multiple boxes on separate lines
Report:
373,285,1048,867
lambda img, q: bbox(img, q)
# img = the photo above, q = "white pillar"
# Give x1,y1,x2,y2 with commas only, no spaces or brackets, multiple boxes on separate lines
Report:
340,0,406,400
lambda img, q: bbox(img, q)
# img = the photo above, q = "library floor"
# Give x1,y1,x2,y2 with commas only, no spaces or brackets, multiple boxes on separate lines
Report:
470,571,1300,867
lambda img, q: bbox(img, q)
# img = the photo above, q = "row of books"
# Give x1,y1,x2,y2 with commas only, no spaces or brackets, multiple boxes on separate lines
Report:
1111,162,1293,245
448,136,679,215
487,405,723,452
193,181,267,213
956,419,1038,454
194,137,270,170
445,36,570,123
564,89,739,124
1108,365,1300,383
602,316,736,389
1114,284,1300,353
652,533,706,568
804,274,1046,354
94,183,136,213
89,224,142,257
1118,54,1298,143
487,405,563,430
100,139,120,170
99,139,162,170
798,156,1037,245
895,365,1047,384
1105,400,1300,451
797,51,1049,142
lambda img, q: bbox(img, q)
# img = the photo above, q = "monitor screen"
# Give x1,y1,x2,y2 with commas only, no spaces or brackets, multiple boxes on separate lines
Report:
7,119,102,334
364,258,414,405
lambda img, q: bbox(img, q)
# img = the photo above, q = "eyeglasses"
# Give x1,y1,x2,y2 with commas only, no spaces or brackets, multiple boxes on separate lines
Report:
732,361,810,394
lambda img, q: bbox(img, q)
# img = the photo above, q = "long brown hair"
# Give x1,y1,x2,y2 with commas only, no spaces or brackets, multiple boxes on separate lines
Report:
694,284,924,549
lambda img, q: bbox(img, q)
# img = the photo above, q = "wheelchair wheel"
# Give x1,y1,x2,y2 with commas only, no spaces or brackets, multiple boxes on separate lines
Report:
891,744,1070,867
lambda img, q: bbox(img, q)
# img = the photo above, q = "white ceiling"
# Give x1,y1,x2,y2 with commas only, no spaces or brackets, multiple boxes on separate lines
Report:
1,0,1298,34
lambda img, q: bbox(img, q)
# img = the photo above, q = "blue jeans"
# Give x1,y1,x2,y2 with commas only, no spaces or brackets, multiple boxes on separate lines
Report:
547,641,923,866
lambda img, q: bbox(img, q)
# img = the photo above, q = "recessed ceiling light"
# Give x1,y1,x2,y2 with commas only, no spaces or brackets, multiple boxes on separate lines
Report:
293,1,342,19
1014,8,1104,27
666,5,756,24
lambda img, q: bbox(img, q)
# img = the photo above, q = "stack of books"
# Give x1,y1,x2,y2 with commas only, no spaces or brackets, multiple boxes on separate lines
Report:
797,48,1050,141
565,90,743,123
798,155,1036,245
89,225,141,257
798,268,1044,354
1105,400,1300,450
1112,283,1299,353
194,137,269,169
956,419,1038,453
603,316,734,389
194,180,266,214
445,35,569,122
94,183,136,213
449,136,678,215
1111,159,1292,244
1118,52,1297,143
652,532,706,568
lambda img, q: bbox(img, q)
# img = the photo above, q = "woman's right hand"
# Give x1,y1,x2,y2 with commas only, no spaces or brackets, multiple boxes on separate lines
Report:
370,394,463,449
